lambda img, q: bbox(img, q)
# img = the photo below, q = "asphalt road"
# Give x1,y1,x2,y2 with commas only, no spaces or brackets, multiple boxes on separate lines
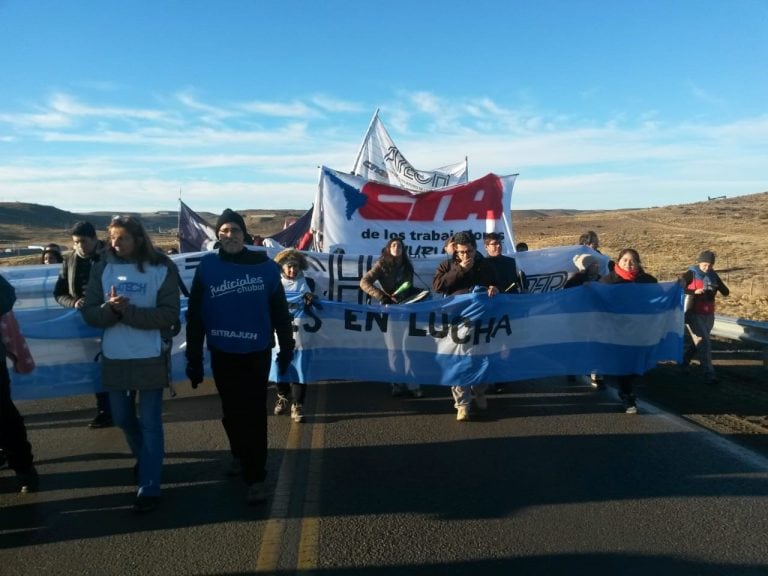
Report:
2,376,768,576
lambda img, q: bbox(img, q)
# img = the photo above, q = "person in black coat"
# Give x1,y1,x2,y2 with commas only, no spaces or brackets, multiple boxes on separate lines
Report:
600,248,658,414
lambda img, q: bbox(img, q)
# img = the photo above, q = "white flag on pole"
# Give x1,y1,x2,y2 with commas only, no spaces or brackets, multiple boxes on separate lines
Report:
352,110,468,192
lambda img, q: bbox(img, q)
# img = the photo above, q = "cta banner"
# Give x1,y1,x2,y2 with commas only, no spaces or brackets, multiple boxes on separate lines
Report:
313,166,516,257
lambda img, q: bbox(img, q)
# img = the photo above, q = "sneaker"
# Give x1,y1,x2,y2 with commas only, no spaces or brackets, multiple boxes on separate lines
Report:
590,375,605,389
456,406,470,422
621,394,638,414
89,411,113,429
408,387,424,398
291,403,305,423
17,467,39,494
246,482,269,505
474,392,488,411
224,457,241,477
274,394,290,415
133,495,159,514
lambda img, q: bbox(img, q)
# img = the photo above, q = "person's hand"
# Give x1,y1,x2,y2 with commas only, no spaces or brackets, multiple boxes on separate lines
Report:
487,286,499,297
303,292,315,307
380,295,395,305
276,349,294,375
186,359,204,388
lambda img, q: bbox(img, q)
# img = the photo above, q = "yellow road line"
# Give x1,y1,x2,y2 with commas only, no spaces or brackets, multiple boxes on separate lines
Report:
296,384,327,570
254,414,302,573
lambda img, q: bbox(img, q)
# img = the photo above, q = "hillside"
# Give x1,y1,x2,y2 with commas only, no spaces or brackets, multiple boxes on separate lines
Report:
1,193,766,320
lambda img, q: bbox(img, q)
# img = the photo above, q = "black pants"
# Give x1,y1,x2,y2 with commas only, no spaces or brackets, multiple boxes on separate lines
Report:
95,391,112,415
0,363,33,473
276,382,307,405
210,348,271,485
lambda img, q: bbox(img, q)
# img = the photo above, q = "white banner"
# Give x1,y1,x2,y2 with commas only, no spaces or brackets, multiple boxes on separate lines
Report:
312,166,516,257
352,111,468,192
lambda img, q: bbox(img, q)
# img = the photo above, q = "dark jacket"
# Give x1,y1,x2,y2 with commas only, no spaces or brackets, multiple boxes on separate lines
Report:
432,256,499,296
53,240,106,307
360,258,414,304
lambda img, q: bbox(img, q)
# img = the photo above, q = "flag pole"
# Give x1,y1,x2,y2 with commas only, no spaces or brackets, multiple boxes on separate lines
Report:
351,108,380,174
177,188,182,253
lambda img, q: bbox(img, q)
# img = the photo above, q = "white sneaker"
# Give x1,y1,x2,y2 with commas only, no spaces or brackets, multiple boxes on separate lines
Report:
274,394,290,415
246,482,269,505
291,403,305,423
474,392,488,410
456,406,470,421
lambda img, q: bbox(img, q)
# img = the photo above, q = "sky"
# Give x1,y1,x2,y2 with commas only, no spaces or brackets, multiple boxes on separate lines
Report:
0,0,766,214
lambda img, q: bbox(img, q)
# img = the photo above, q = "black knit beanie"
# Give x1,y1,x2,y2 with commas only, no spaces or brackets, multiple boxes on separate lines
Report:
216,208,247,236
698,250,715,265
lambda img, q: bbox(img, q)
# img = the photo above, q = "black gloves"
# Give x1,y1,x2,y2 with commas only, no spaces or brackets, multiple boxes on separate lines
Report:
186,358,204,389
276,349,294,375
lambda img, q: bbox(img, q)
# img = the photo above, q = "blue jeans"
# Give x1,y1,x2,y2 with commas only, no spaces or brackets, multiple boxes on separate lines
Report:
109,389,164,497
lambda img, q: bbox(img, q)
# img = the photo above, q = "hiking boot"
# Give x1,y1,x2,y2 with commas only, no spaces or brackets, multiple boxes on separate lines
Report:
246,482,269,505
274,394,290,415
456,406,470,422
89,411,113,429
17,467,39,494
291,403,305,423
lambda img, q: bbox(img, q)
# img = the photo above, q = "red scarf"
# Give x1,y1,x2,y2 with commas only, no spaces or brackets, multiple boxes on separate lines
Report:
614,266,638,282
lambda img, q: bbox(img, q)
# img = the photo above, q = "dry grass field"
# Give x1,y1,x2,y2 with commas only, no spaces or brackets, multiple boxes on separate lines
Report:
1,192,766,320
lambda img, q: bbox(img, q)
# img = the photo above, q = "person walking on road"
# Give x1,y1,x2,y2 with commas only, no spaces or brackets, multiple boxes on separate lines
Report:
680,250,729,384
600,248,658,414
0,273,38,493
432,231,499,421
185,209,295,505
81,216,181,514
273,248,315,422
54,221,114,429
360,238,424,398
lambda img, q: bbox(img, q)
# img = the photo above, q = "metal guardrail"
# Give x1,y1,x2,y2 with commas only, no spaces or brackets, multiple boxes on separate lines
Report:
712,315,768,368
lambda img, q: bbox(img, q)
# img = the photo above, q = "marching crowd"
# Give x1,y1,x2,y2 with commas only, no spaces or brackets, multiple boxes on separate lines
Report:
0,210,728,512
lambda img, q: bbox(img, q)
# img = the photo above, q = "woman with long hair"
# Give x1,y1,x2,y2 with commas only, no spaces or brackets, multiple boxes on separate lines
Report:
81,216,181,513
360,237,422,397
600,248,658,414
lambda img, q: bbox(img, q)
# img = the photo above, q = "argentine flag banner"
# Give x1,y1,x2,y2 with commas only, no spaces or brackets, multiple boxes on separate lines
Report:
4,255,682,399
271,282,684,386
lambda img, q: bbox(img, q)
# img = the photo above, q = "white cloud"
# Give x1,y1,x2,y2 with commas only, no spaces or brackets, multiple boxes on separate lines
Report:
0,89,765,212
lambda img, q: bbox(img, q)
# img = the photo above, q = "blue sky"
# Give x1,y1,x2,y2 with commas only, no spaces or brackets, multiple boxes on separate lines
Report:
0,0,766,213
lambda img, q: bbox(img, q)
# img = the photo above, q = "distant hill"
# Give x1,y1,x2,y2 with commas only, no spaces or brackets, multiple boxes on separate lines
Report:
0,203,309,243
